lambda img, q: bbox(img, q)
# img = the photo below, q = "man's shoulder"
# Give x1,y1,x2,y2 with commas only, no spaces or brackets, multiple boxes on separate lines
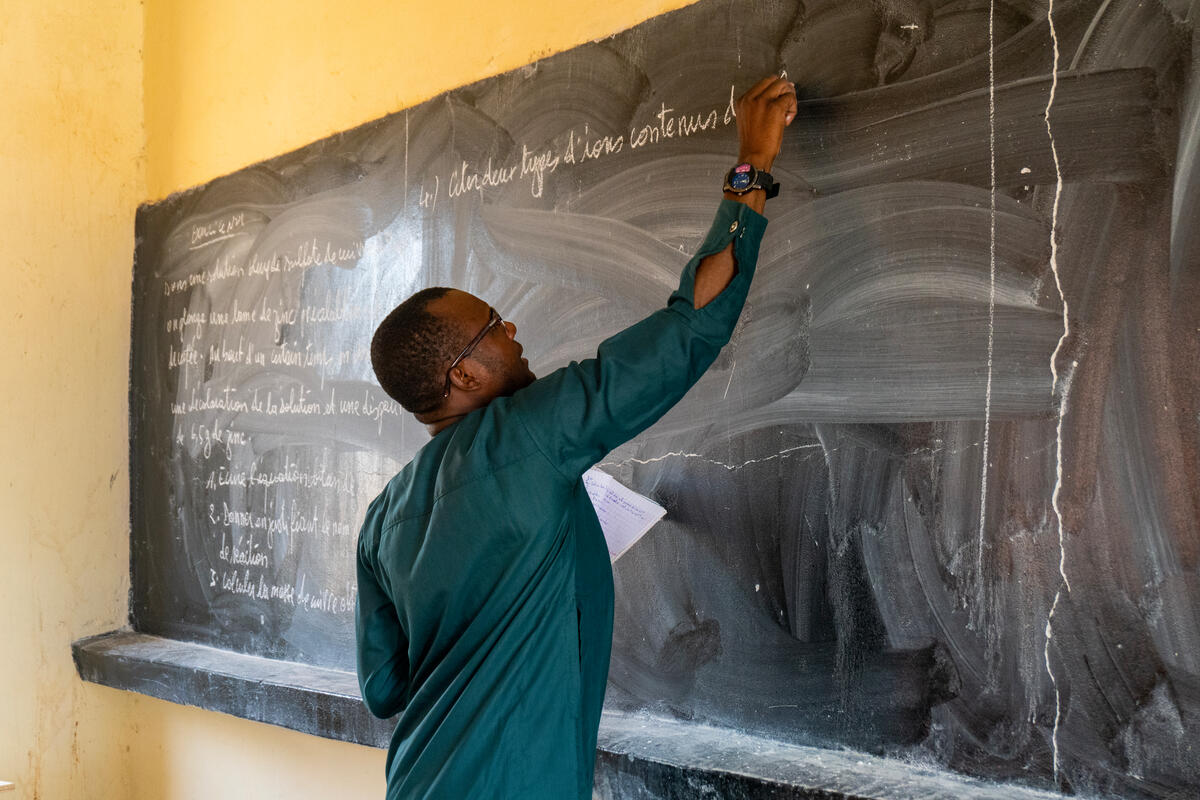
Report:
365,404,545,535
357,433,445,548
365,438,446,531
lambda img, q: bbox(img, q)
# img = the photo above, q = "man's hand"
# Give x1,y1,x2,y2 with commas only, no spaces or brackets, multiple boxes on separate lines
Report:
734,76,797,172
723,76,798,214
696,75,798,307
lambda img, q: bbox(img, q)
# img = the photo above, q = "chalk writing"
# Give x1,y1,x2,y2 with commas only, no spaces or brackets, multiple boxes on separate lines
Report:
201,299,258,327
629,98,729,149
165,307,208,337
210,498,348,544
298,290,371,327
211,568,356,614
419,87,737,200
448,156,520,199
164,255,247,296
521,144,561,198
172,385,321,416
205,461,357,497
165,239,364,296
419,175,440,210
564,125,625,163
189,212,247,250
217,531,270,569
189,422,249,460
168,343,203,368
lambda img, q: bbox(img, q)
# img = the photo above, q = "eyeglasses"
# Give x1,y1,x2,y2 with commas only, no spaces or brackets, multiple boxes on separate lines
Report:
443,307,505,398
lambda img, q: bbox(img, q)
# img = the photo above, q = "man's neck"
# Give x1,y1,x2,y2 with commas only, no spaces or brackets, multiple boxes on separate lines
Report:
429,417,463,436
416,388,500,436
415,411,465,436
415,401,480,436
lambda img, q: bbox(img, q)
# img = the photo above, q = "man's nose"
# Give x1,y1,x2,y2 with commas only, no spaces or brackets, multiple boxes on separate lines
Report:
504,320,516,339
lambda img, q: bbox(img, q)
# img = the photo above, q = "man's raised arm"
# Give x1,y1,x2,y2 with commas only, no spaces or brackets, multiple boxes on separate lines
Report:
693,75,797,308
507,75,799,480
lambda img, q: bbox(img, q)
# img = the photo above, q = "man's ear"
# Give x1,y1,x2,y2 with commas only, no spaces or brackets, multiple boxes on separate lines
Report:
447,362,483,394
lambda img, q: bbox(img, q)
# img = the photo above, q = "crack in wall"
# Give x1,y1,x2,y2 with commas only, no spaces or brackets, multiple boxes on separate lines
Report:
1043,0,1072,784
978,0,999,591
600,437,1035,475
599,442,824,472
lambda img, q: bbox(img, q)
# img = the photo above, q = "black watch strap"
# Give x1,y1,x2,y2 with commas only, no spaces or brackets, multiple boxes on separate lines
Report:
724,163,780,199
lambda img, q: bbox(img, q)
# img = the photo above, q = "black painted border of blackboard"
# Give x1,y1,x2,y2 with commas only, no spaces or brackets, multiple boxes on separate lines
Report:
73,630,1066,800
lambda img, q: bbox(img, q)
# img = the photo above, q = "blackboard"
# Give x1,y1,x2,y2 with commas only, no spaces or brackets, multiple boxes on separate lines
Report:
126,0,1199,796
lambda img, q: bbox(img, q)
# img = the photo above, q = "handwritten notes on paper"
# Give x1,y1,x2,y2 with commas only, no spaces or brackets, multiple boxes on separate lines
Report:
583,468,667,560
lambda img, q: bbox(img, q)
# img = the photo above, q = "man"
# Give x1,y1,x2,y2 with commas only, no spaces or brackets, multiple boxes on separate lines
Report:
356,75,797,799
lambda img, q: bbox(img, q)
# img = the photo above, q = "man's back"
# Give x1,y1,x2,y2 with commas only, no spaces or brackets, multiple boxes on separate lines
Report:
357,392,613,799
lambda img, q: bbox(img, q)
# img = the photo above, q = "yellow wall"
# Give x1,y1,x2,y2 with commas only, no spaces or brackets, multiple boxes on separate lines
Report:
144,0,697,201
1,1,144,797
1,1,693,797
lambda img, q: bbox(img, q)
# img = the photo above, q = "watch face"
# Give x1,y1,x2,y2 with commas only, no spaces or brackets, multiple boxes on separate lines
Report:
730,172,753,190
728,163,755,191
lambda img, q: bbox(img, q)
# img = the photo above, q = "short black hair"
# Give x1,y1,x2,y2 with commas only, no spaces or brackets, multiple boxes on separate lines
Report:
371,287,459,414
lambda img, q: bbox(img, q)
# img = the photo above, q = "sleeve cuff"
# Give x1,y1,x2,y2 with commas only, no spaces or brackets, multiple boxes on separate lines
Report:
669,198,769,308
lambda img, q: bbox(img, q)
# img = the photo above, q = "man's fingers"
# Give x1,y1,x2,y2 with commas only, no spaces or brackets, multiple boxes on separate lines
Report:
768,82,796,125
771,84,798,113
736,74,799,148
744,76,794,103
767,78,797,98
743,74,779,100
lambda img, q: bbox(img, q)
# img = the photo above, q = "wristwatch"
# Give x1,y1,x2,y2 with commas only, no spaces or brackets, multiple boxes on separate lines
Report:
724,162,779,199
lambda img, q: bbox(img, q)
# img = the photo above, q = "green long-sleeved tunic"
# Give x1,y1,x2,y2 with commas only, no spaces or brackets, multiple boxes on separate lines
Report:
356,199,767,799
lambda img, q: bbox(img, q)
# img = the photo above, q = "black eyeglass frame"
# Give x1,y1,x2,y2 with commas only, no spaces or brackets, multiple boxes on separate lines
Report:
442,307,504,398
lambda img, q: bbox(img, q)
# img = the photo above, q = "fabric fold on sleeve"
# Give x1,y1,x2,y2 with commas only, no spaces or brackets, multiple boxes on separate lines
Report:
356,535,410,719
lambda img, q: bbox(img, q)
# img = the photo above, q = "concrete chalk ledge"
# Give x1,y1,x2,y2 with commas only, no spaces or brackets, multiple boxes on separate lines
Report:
72,630,396,747
595,712,1066,800
74,631,1065,800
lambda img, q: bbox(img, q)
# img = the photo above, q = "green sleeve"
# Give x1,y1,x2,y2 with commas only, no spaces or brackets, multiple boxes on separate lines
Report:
355,536,409,719
511,198,768,479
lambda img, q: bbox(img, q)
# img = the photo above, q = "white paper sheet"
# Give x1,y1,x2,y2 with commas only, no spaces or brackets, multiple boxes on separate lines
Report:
582,468,667,561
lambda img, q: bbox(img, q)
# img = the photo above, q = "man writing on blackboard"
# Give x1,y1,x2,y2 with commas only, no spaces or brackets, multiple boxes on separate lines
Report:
356,75,796,800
